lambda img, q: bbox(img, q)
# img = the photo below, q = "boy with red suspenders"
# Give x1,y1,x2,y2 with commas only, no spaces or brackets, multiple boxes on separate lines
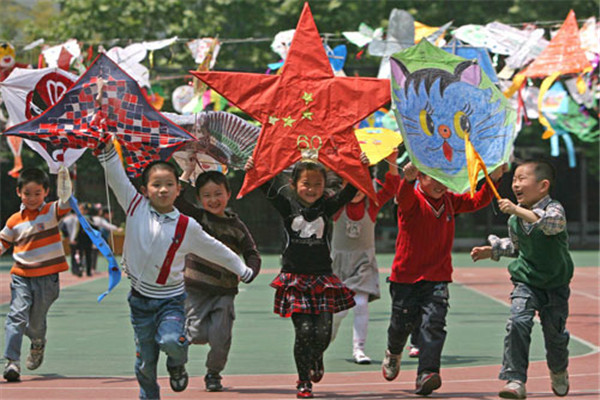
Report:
98,145,253,400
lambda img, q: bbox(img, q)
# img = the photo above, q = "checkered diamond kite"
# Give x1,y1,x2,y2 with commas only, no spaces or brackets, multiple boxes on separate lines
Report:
2,53,195,176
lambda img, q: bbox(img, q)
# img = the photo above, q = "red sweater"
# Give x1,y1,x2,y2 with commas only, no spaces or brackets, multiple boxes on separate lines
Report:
390,178,495,283
333,172,400,222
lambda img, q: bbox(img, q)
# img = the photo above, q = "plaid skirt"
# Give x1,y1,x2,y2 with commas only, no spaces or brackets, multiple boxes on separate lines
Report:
271,272,356,317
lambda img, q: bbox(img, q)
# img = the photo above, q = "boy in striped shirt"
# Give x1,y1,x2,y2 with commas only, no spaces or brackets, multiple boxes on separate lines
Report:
2,168,71,382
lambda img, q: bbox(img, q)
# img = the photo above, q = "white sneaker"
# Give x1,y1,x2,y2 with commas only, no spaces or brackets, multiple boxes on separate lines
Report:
353,349,371,364
408,345,420,358
499,380,527,399
381,349,401,381
550,370,569,397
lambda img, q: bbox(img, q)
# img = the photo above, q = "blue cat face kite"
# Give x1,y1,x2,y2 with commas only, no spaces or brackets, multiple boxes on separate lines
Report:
390,40,516,193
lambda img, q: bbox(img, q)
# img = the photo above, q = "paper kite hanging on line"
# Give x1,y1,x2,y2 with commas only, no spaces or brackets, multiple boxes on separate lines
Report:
2,53,195,177
166,111,260,182
504,10,593,139
191,2,390,202
0,67,88,174
390,40,516,196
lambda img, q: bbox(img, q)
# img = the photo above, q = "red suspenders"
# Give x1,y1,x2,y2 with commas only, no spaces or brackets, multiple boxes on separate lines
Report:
155,215,189,285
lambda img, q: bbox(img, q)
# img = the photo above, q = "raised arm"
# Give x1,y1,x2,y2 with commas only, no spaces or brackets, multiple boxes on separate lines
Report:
245,155,291,217
96,143,141,213
396,162,419,212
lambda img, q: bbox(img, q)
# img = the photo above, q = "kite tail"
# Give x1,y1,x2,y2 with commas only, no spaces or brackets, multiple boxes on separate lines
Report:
68,196,121,302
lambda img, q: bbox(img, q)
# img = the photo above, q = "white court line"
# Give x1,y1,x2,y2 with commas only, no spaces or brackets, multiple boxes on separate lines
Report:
571,288,600,301
3,372,599,392
4,371,598,389
454,280,600,354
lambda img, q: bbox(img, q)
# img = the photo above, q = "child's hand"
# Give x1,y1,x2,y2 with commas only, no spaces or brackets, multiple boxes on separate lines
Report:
490,163,508,182
498,198,518,215
181,153,196,181
57,165,72,203
403,162,418,182
470,246,492,261
359,151,370,165
244,156,254,171
103,138,115,153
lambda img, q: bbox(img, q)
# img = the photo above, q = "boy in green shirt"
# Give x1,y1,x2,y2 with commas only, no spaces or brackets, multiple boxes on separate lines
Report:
471,160,573,399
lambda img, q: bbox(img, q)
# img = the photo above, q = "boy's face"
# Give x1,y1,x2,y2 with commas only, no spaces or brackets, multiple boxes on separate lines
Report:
292,169,325,206
418,173,447,200
141,168,180,214
17,182,49,211
512,164,548,208
198,181,230,217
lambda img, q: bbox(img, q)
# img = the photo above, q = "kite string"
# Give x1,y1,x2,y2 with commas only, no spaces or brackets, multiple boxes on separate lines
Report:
100,138,117,251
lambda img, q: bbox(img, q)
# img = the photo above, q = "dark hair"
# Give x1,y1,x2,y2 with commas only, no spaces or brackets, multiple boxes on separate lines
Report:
520,159,556,191
290,161,327,186
141,161,178,186
84,202,98,216
17,168,50,190
195,170,230,193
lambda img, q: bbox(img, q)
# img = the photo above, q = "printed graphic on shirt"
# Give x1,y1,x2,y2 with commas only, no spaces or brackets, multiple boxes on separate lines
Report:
345,220,361,239
291,215,325,239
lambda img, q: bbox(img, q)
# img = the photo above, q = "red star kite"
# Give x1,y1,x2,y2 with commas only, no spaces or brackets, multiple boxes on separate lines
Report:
191,3,390,201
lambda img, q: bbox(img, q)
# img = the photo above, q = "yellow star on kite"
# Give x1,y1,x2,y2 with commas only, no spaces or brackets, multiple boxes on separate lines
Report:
268,115,279,125
301,110,313,120
301,92,314,105
282,116,296,127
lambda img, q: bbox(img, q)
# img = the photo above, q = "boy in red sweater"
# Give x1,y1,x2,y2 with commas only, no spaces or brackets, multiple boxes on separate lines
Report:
381,161,506,396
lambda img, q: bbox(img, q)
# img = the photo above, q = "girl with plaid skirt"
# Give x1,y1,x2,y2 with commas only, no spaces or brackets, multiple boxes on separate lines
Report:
246,157,360,399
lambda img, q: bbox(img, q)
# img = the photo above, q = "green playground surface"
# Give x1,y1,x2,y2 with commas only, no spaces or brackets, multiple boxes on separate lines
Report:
0,251,597,379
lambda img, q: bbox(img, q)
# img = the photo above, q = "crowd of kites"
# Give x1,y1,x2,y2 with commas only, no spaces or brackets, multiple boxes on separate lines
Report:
0,5,597,197
1,4,597,299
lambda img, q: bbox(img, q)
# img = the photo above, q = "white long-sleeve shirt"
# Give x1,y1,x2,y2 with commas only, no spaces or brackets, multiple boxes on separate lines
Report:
98,148,252,298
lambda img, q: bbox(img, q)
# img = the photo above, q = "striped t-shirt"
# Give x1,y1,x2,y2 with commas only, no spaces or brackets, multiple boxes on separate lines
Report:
0,201,70,277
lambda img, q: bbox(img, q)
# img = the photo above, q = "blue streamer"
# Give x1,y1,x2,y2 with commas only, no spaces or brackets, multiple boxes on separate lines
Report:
69,196,121,302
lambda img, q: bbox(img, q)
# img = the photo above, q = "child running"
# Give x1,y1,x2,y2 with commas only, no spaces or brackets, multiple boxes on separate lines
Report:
97,144,254,400
382,161,506,396
471,160,573,399
329,150,400,364
245,155,367,399
2,167,72,382
176,161,261,392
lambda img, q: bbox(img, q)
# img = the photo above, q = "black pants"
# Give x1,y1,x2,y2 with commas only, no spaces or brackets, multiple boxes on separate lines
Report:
387,281,449,375
291,312,332,381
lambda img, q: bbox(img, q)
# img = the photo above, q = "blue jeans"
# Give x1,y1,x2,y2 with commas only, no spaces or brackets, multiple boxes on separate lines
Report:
499,282,570,383
128,291,188,400
387,280,449,375
4,274,60,361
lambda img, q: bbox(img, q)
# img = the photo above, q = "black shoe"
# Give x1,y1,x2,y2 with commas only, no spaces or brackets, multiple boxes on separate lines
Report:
415,371,442,396
3,360,20,382
168,365,188,392
205,373,223,392
296,380,313,398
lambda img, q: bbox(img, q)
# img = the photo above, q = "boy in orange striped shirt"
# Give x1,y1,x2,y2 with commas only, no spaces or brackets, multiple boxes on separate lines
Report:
1,167,71,382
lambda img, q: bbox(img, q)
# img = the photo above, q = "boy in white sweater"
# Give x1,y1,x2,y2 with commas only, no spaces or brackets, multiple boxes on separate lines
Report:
97,145,253,399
